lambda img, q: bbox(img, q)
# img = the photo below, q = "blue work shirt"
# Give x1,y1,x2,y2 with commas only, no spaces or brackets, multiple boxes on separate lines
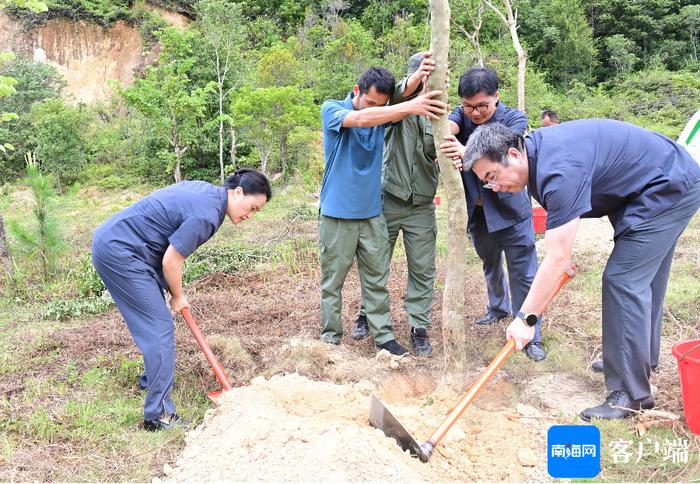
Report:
449,102,531,232
525,119,700,237
93,181,228,286
320,93,385,219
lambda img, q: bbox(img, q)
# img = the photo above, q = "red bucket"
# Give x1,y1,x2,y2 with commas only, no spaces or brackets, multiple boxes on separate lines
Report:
532,206,547,233
672,339,700,435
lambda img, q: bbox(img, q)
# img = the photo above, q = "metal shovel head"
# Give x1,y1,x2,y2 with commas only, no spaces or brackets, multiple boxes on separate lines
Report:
207,390,225,405
369,394,428,462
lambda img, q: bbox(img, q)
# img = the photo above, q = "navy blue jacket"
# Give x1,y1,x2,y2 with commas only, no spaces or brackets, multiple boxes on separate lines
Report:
449,102,531,232
525,119,700,238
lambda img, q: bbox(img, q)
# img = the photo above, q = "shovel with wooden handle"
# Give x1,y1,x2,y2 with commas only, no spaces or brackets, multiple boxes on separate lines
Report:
370,265,576,462
181,307,233,404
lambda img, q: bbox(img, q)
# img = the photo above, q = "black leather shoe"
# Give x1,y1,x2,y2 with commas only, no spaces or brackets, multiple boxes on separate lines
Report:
524,341,546,362
475,311,509,325
378,339,408,357
579,390,654,421
591,359,658,373
144,413,191,431
410,328,433,357
351,314,370,340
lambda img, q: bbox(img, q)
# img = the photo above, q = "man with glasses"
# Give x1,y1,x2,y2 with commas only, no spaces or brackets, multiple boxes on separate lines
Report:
439,66,545,362
460,120,700,420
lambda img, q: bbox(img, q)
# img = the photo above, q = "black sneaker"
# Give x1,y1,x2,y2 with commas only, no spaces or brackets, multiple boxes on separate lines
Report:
410,327,433,357
378,339,408,357
144,413,190,432
351,314,370,340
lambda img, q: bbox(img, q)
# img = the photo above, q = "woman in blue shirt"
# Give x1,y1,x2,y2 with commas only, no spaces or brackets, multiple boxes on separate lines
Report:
92,169,271,431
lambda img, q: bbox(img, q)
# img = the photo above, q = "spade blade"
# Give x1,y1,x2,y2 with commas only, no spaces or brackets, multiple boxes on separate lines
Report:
369,394,429,462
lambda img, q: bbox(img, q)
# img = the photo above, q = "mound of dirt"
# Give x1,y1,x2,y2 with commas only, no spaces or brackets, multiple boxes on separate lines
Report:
164,373,547,482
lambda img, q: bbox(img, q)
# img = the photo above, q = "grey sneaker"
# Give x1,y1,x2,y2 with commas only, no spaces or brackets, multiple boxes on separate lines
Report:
410,328,433,356
351,314,370,340
144,413,190,431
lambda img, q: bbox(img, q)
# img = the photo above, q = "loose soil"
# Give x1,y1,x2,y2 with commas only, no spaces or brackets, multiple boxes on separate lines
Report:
165,371,544,483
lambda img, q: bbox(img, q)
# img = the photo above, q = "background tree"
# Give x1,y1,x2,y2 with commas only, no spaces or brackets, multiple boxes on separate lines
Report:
195,0,247,184
452,0,485,67
682,5,700,63
121,28,211,182
29,98,89,190
7,152,63,281
482,0,527,110
316,19,381,101
0,56,65,181
231,86,318,174
255,44,303,88
605,34,639,76
517,0,597,87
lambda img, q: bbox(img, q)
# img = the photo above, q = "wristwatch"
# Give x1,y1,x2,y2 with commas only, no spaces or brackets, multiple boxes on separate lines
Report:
516,311,538,327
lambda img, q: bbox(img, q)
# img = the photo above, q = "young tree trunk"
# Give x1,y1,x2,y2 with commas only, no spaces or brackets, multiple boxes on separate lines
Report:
0,214,13,277
256,143,270,174
483,0,527,111
173,145,187,183
429,0,468,376
230,128,237,171
219,84,225,184
279,134,288,174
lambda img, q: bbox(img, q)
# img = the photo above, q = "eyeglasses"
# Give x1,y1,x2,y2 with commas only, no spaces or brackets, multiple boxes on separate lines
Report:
481,172,498,190
462,102,493,114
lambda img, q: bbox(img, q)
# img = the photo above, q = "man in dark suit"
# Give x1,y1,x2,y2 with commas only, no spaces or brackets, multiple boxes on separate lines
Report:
440,67,544,361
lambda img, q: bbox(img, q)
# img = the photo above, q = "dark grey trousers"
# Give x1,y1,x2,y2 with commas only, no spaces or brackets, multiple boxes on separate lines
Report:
602,181,700,400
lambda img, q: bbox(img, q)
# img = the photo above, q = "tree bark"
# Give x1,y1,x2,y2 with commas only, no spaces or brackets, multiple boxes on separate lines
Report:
0,214,13,277
429,0,468,376
483,0,527,111
279,134,288,174
218,83,225,184
230,127,237,171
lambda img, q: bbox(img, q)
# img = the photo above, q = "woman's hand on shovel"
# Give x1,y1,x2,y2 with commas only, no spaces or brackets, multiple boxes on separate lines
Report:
170,294,190,313
506,317,535,350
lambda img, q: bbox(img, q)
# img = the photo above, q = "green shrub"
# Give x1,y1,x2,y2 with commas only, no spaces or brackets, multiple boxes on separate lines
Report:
43,291,114,321
183,244,272,284
76,252,105,298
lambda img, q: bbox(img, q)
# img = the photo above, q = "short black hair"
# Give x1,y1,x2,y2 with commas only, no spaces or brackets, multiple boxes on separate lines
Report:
357,67,395,98
541,110,559,122
458,67,499,99
223,169,272,201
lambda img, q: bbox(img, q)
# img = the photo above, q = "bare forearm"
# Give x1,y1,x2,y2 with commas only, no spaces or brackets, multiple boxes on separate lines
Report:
403,75,423,98
518,252,573,315
163,260,184,298
343,103,414,128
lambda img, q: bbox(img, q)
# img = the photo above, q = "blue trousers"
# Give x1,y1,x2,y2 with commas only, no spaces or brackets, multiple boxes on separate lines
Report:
602,182,700,400
470,207,542,342
91,238,176,421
